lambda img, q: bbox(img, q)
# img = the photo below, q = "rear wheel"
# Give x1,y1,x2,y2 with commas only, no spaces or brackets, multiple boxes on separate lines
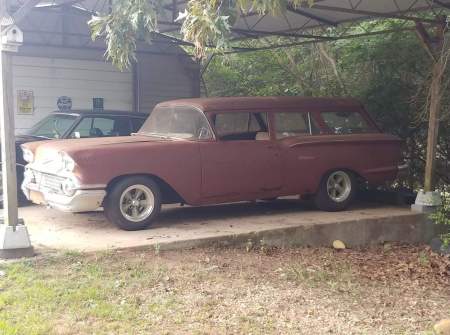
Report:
314,170,356,211
104,176,161,231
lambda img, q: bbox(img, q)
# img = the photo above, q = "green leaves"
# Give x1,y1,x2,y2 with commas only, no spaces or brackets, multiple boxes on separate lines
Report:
89,0,162,70
179,0,317,58
88,0,317,68
178,0,232,59
430,190,450,247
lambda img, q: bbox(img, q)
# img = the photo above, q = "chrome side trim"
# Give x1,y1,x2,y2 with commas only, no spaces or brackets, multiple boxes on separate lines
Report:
398,163,408,171
79,184,108,190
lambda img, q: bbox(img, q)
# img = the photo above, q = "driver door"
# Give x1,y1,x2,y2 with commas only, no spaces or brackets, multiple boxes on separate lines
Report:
199,111,282,201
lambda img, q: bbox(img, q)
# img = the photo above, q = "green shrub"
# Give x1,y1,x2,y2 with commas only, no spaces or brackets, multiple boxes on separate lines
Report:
430,189,450,247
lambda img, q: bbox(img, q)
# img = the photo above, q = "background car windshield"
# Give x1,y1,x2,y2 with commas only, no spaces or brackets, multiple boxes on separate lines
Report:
27,114,77,139
139,106,212,140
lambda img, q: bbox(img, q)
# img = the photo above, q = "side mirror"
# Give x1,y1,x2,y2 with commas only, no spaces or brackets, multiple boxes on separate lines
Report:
73,131,81,139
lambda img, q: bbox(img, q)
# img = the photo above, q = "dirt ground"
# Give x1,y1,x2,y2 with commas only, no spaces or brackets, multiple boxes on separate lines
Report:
1,244,449,335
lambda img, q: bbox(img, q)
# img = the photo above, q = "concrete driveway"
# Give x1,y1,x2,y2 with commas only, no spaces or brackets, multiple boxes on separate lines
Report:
1,199,427,253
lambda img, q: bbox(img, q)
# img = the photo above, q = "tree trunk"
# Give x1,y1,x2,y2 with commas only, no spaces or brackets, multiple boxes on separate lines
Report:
424,58,445,191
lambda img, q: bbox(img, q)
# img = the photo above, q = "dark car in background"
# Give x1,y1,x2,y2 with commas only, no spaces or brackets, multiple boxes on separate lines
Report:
1,110,148,204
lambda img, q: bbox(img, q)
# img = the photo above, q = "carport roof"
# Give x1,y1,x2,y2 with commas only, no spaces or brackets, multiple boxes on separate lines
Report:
23,0,449,51
159,0,450,38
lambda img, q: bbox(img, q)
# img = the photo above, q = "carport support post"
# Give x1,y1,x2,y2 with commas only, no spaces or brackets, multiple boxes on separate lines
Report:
412,19,446,213
0,11,33,258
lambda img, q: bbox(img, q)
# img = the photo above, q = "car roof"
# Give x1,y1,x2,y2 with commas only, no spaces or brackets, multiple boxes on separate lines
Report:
51,110,149,117
155,96,363,112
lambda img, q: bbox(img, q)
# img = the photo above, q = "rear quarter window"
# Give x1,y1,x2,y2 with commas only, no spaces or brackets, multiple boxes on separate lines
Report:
321,111,375,134
274,112,319,139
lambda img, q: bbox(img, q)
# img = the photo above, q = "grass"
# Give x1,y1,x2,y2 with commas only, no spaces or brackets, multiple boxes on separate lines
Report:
0,245,449,335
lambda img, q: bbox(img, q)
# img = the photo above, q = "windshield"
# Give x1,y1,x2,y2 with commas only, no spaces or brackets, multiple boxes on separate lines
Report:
138,106,213,140
27,114,77,139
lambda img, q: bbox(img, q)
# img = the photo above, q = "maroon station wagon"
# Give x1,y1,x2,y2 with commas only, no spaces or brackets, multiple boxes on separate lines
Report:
21,97,405,230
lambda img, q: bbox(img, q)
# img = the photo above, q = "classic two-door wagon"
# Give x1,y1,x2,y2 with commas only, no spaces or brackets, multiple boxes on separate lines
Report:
21,97,405,230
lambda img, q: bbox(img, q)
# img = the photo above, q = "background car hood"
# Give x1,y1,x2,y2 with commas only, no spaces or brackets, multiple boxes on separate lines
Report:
0,135,49,166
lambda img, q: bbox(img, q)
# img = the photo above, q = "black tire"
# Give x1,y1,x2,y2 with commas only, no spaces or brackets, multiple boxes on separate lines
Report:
104,176,162,231
0,166,29,208
314,170,356,212
16,167,30,206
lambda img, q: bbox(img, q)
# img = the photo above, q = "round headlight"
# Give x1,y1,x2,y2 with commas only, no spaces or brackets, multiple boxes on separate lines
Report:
62,177,78,197
22,148,34,163
23,168,35,183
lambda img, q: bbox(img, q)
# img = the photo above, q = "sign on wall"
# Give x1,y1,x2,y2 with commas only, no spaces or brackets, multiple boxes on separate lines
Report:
57,96,72,112
17,89,34,115
93,97,104,112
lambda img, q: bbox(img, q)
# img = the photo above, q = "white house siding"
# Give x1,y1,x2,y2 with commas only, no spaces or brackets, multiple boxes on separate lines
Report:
136,53,200,113
7,5,199,134
12,56,133,133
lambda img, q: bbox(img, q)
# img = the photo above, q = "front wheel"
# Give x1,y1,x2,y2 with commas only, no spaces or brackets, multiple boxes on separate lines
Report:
104,176,161,231
314,170,356,212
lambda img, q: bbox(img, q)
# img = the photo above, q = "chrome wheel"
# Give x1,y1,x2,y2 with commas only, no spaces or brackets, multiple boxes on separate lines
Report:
119,184,155,222
326,171,352,203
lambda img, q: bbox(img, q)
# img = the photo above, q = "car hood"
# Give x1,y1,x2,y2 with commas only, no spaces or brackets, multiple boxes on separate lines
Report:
15,134,49,145
23,135,180,162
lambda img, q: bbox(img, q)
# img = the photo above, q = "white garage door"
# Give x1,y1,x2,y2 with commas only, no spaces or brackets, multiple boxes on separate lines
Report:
12,56,133,133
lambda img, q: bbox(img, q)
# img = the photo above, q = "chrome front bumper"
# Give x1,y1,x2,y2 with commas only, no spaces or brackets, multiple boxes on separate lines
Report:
22,181,106,213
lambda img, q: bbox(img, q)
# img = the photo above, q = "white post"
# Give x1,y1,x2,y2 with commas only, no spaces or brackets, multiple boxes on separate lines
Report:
0,46,19,225
0,6,33,258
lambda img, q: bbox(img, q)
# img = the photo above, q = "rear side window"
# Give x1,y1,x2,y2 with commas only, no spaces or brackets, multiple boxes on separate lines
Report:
274,112,317,139
131,117,146,132
93,117,115,135
109,117,132,136
321,111,374,134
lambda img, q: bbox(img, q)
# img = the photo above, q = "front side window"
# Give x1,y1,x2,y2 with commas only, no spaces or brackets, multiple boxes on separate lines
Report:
139,106,213,140
321,111,374,134
213,112,268,141
274,112,316,139
27,114,77,139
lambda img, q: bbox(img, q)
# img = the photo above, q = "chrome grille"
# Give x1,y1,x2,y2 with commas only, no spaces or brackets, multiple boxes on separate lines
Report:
35,171,65,193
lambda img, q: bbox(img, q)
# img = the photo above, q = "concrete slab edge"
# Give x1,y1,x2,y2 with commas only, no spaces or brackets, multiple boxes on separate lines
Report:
105,211,429,254
30,211,429,255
